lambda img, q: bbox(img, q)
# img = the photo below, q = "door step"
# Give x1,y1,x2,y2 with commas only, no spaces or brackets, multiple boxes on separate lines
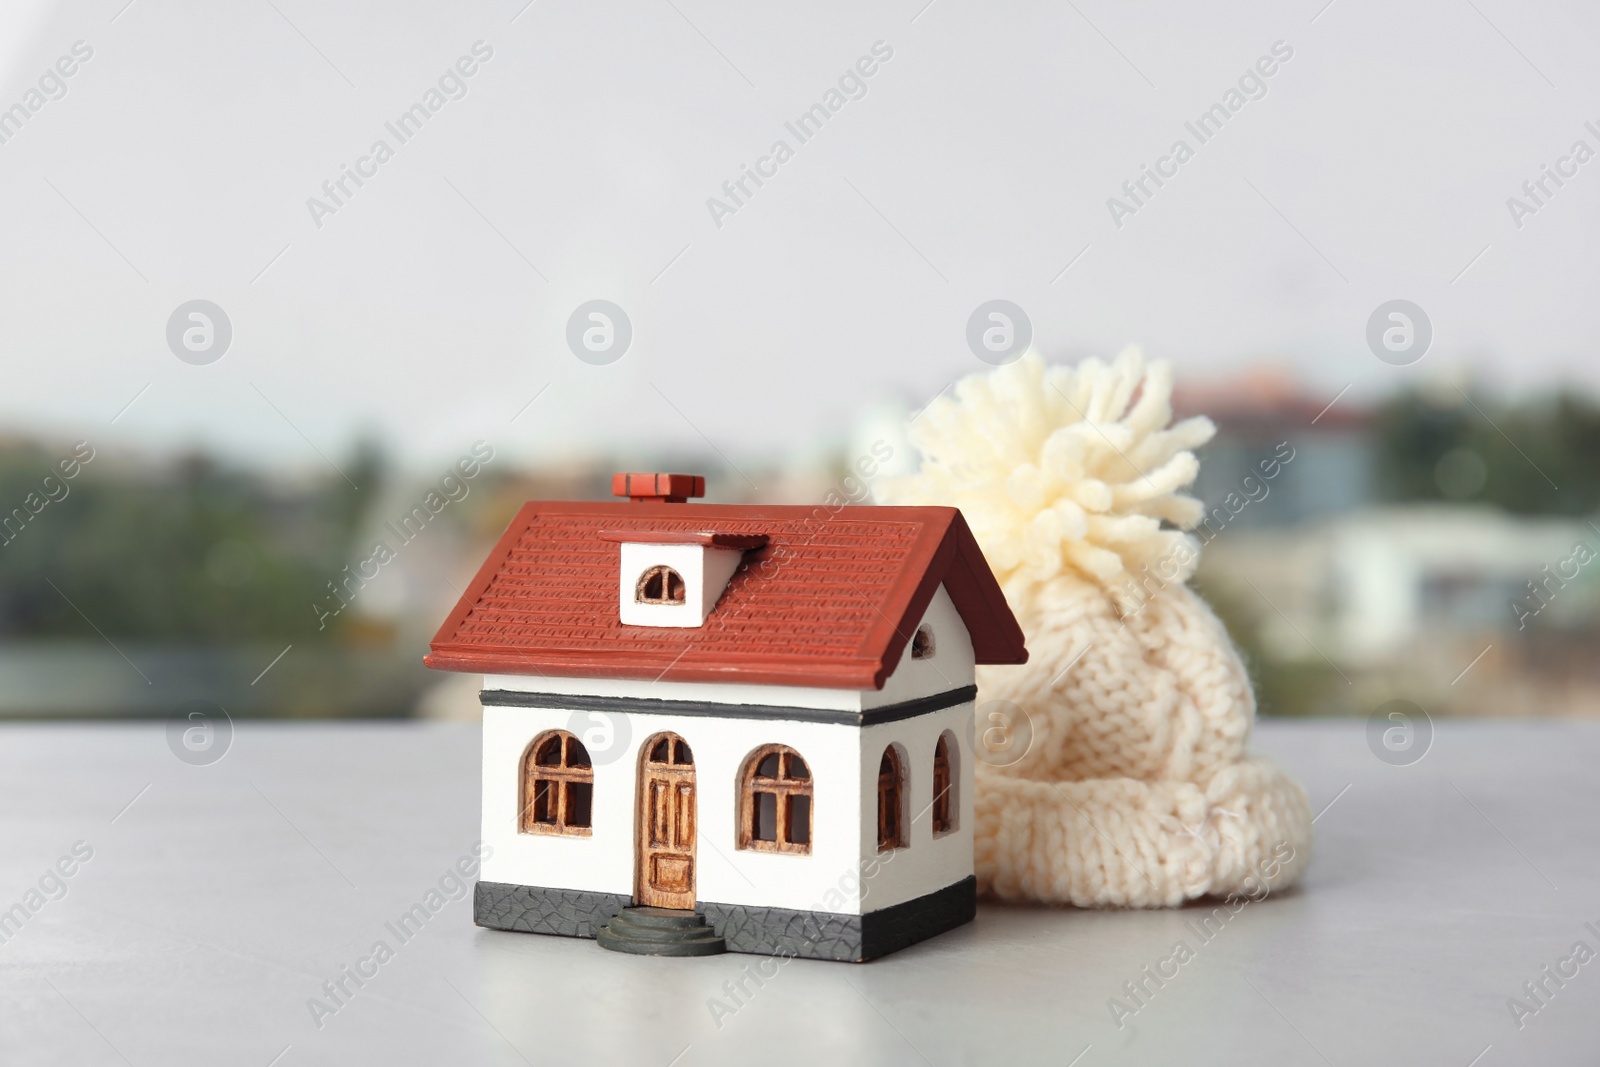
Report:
596,906,726,956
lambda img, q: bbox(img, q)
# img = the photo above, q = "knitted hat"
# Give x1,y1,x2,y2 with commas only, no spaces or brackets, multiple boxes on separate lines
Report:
881,350,1312,906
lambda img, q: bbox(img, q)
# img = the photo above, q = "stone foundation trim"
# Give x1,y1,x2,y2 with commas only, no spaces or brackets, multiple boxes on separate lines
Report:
474,876,978,962
702,875,976,962
473,881,629,939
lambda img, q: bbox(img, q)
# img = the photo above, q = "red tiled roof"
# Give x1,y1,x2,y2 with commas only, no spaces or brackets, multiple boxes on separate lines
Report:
424,502,1027,689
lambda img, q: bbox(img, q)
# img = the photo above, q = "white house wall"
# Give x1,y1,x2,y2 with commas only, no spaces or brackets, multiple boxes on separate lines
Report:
862,585,975,709
856,703,976,912
479,700,976,916
477,583,978,917
482,706,865,914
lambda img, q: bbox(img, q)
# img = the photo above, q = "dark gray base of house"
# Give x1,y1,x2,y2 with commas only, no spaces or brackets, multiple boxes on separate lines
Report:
473,876,977,962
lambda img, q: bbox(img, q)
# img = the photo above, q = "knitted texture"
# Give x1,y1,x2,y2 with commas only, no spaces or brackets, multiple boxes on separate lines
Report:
882,350,1312,906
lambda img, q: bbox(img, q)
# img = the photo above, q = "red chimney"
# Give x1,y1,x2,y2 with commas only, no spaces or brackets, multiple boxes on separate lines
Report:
612,472,705,503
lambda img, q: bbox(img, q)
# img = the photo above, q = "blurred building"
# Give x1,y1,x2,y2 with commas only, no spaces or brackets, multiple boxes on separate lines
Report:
1177,366,1373,528
1180,366,1600,718
1206,506,1598,661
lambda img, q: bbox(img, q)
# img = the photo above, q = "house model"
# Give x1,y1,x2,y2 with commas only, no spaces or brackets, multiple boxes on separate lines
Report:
424,473,1027,961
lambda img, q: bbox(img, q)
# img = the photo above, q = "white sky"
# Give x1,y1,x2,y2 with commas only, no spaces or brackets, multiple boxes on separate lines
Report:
0,0,1596,474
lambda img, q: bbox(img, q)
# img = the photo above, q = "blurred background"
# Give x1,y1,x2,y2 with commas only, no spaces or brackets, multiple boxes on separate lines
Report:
2,0,1597,722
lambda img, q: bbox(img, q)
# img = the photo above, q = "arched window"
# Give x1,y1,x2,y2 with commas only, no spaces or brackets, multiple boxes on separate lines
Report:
739,745,812,854
647,734,694,765
877,745,907,851
636,565,686,604
521,731,593,836
932,732,956,835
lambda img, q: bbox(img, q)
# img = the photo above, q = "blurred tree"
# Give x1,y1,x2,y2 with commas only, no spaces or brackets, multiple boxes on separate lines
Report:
1371,388,1600,515
0,439,384,641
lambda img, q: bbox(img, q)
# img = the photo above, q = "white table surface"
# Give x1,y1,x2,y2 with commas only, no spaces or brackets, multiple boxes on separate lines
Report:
1,718,1595,1066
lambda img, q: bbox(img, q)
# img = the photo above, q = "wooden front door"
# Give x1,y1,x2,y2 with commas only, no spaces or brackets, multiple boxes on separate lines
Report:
636,733,696,909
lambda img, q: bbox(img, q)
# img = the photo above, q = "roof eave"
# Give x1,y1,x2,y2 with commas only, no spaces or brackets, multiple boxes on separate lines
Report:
424,647,885,691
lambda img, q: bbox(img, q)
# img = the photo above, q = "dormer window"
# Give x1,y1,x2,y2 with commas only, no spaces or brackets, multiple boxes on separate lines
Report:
636,565,686,605
602,529,768,628
912,625,935,659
